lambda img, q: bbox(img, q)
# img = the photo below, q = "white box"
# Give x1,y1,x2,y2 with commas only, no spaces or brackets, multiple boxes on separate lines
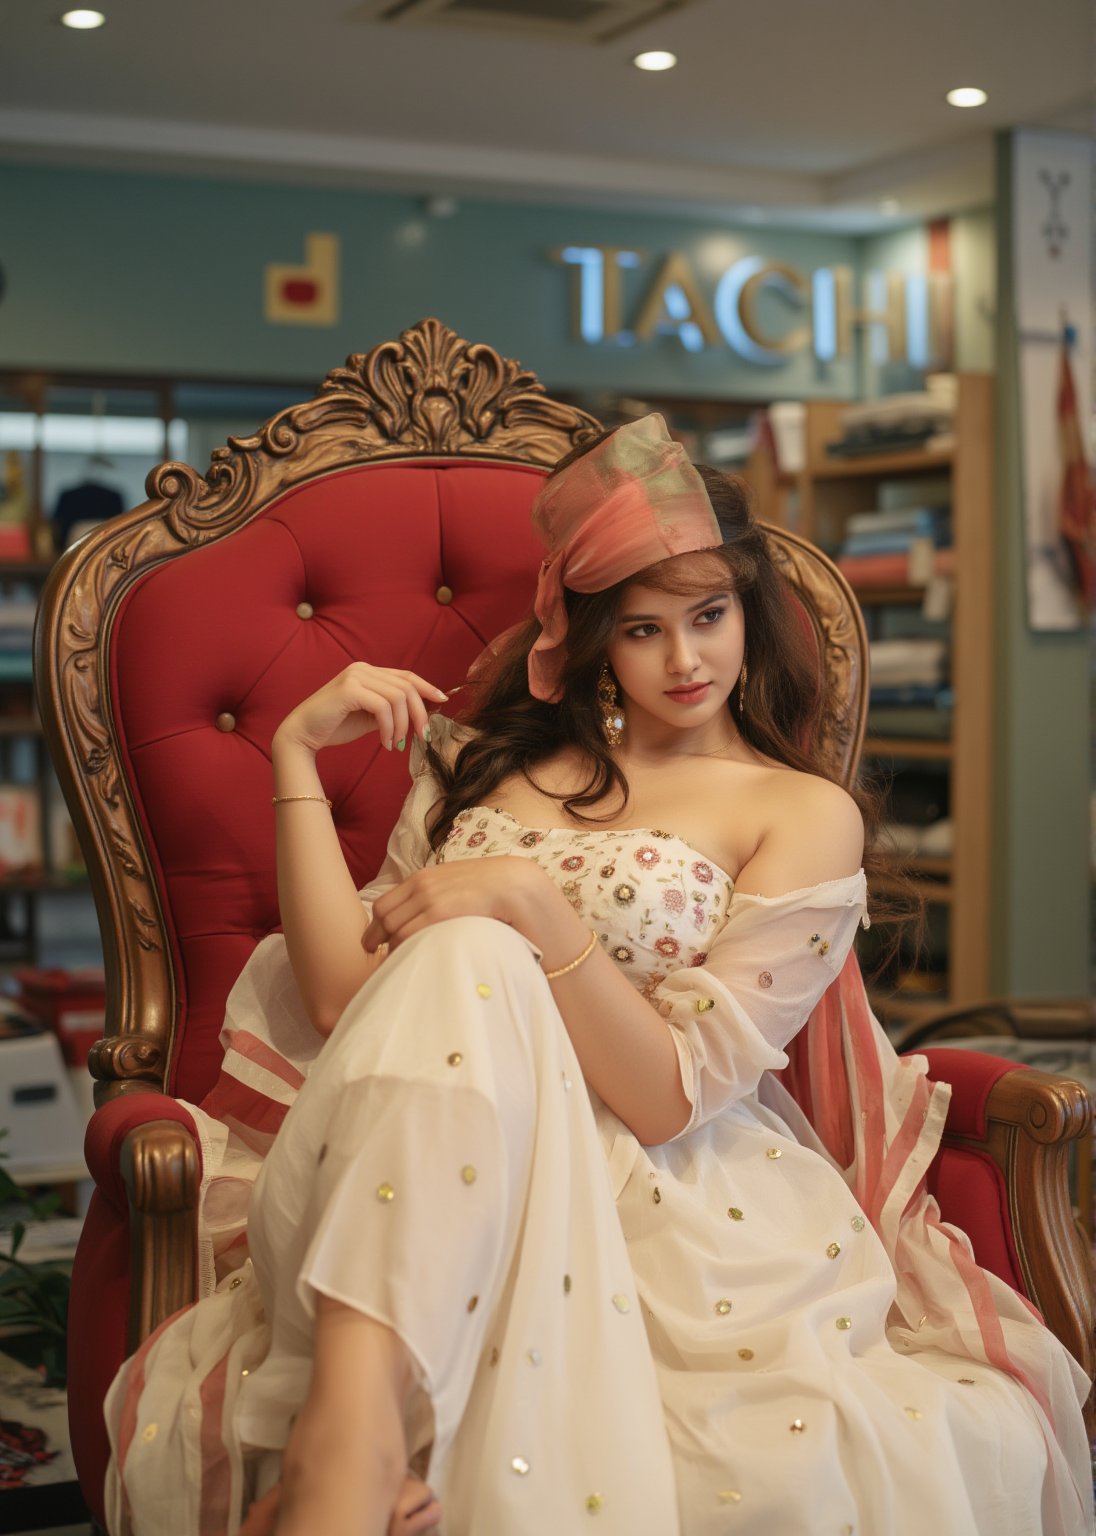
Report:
0,1031,87,1181
768,401,806,474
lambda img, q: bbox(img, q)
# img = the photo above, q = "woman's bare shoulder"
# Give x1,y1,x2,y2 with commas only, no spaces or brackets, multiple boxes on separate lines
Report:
731,765,863,895
760,763,860,815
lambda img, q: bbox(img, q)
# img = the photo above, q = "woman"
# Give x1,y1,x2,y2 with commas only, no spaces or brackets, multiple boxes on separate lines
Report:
106,416,1093,1536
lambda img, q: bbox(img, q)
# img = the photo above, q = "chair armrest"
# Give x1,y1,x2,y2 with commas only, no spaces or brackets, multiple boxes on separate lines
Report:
84,1093,203,1348
85,1091,201,1208
922,1049,1096,1425
919,1047,1023,1138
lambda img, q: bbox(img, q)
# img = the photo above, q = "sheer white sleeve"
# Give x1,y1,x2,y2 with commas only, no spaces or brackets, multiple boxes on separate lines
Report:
650,872,869,1139
357,712,476,908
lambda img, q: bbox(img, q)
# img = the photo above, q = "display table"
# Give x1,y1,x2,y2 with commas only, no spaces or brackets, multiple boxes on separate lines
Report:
0,1349,88,1530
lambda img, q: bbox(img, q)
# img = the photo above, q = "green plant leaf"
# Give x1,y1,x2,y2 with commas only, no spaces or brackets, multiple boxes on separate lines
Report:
10,1220,25,1258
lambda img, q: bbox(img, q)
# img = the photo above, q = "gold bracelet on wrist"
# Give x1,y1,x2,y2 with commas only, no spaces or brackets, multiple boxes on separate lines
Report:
542,928,599,981
272,794,333,807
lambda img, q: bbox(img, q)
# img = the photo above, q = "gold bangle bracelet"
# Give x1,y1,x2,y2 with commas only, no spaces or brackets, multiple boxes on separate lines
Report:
542,928,599,981
272,794,333,807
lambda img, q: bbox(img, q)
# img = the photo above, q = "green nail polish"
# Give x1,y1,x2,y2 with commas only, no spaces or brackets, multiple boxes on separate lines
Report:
424,725,432,745
397,737,406,752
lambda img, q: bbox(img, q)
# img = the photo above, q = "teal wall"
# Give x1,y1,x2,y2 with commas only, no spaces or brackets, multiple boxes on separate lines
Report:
952,207,996,374
1,163,877,399
992,133,1091,995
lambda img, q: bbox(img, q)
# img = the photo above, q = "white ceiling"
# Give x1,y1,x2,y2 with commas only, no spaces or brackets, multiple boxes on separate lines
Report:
1,0,1091,230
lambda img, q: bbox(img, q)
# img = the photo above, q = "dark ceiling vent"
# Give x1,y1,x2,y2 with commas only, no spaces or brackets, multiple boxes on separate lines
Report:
349,0,689,44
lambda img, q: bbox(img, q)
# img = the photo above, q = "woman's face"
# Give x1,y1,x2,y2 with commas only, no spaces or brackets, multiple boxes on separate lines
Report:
604,572,745,739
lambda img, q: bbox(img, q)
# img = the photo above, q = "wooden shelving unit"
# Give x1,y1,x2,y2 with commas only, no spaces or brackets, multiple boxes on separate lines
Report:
764,376,994,1022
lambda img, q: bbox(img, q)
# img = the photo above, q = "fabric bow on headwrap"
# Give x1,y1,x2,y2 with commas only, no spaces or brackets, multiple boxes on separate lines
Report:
527,413,721,702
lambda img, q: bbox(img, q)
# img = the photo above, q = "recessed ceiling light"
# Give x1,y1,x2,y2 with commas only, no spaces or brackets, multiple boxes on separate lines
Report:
633,50,677,71
879,199,901,215
946,86,987,108
61,8,106,26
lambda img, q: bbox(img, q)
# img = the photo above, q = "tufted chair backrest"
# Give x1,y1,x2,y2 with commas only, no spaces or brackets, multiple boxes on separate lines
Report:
35,321,867,1108
109,458,550,1101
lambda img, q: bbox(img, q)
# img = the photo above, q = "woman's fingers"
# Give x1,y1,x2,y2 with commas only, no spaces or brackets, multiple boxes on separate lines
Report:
239,1482,281,1536
362,888,422,951
389,1474,441,1535
400,1497,442,1534
401,671,449,705
363,861,523,952
282,665,447,755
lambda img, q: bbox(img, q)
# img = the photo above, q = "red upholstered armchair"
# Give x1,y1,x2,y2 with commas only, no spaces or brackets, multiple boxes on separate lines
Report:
34,322,1095,1530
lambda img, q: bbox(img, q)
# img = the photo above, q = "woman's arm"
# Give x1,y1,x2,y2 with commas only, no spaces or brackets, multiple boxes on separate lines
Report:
363,773,864,1146
273,664,447,1037
363,858,692,1145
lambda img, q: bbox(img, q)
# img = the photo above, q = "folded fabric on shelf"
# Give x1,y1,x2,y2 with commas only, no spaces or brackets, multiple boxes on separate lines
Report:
846,506,949,539
869,638,949,686
883,819,955,859
842,531,951,557
826,427,939,458
839,382,956,433
859,703,945,740
839,550,956,588
869,684,954,708
867,704,953,739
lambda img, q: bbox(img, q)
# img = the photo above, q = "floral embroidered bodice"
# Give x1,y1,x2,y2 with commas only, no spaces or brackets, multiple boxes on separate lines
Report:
435,805,735,1002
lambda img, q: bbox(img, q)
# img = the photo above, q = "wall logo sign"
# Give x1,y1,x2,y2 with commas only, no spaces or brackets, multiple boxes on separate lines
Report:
1037,170,1070,260
552,245,953,369
264,234,340,326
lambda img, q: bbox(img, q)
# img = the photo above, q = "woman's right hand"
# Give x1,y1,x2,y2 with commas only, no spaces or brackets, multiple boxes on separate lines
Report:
274,664,448,755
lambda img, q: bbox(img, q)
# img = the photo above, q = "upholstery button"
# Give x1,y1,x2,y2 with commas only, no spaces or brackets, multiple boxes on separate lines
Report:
435,585,454,605
215,713,236,732
296,602,314,620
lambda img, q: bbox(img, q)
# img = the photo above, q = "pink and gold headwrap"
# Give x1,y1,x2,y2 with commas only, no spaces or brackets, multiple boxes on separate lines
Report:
527,413,721,701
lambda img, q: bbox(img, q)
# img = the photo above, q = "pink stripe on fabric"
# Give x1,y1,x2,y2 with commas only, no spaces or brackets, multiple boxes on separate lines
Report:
218,1114,279,1157
873,1073,934,1219
222,1031,306,1091
923,1203,1054,1426
201,1079,290,1140
199,1350,234,1536
116,1308,186,1477
807,983,853,1166
840,960,887,1206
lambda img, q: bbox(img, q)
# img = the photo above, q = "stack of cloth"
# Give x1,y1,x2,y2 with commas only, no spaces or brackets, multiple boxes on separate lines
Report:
0,598,38,682
838,505,953,589
869,636,951,711
880,765,953,860
825,376,956,459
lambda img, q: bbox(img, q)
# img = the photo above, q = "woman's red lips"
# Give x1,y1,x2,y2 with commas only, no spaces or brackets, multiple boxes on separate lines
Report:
665,683,710,701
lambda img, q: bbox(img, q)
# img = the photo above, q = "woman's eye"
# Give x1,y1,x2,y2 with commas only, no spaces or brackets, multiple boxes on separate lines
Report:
626,623,659,638
697,607,725,625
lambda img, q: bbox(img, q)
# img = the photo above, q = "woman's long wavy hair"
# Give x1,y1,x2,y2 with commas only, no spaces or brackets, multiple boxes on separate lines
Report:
424,428,897,910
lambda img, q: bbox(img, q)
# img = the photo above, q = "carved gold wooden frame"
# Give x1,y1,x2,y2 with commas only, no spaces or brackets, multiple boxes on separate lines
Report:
34,319,602,1104
948,1067,1096,1429
765,525,868,787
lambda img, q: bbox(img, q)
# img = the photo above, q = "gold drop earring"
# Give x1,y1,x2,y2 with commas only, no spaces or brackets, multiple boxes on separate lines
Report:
737,656,748,718
598,661,625,746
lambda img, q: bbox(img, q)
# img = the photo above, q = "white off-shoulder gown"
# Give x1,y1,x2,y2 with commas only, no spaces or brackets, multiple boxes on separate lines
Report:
105,735,1094,1536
